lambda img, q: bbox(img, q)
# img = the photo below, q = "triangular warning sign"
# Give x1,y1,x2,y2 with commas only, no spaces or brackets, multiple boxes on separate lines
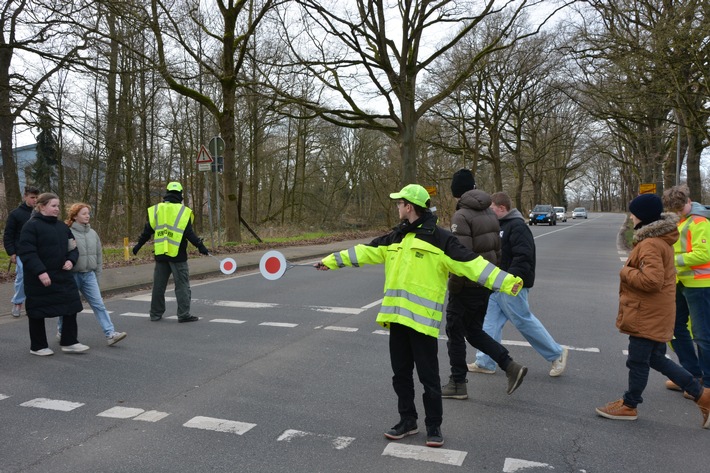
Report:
196,145,213,164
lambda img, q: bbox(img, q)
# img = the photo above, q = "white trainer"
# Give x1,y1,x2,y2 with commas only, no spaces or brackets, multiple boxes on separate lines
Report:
30,348,54,356
467,362,496,374
550,347,569,377
106,331,127,346
61,343,90,353
11,304,22,317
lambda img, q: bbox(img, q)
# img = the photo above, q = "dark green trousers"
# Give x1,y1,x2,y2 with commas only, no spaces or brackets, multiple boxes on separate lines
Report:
150,260,191,320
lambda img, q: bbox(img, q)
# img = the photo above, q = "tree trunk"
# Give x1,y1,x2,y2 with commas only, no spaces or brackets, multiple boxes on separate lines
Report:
0,46,21,207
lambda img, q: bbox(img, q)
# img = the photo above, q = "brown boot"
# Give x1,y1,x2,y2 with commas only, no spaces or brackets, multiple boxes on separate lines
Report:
595,399,638,420
696,388,710,429
665,379,682,391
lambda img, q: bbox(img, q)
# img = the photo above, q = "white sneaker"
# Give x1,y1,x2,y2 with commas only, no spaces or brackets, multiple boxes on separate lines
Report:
468,362,496,374
550,347,569,377
11,304,22,317
61,343,90,353
106,331,127,346
56,332,61,341
30,348,54,356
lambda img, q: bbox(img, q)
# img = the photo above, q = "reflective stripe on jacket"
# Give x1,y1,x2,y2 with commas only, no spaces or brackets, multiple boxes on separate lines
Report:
674,211,710,287
148,203,193,257
322,215,520,338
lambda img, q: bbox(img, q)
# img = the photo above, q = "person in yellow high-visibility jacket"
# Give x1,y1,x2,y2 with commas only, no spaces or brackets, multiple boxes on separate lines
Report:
133,182,209,323
662,185,710,395
315,184,523,449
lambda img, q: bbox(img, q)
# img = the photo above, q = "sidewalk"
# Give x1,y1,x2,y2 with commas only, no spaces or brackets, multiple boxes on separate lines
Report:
0,238,370,318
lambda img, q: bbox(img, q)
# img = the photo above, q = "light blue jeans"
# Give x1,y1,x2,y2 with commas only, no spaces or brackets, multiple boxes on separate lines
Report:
475,288,563,370
58,271,115,337
11,256,25,304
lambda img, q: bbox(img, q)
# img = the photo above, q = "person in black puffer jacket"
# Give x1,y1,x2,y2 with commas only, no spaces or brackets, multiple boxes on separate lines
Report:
17,193,87,356
442,170,528,400
3,186,40,317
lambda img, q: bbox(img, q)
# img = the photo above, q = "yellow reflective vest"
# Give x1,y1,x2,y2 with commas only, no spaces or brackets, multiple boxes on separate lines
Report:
148,202,194,257
674,203,710,287
321,214,522,338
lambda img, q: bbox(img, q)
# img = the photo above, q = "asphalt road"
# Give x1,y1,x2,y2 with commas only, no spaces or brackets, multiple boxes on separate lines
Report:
1,213,707,472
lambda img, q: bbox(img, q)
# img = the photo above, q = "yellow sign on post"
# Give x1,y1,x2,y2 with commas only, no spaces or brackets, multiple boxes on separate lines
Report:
124,237,129,261
424,186,437,197
639,183,657,195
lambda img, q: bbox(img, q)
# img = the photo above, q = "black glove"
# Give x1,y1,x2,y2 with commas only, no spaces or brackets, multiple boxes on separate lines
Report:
198,244,209,256
132,244,142,256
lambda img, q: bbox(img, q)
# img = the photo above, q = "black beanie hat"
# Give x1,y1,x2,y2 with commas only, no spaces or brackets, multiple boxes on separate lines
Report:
629,194,663,226
451,169,476,198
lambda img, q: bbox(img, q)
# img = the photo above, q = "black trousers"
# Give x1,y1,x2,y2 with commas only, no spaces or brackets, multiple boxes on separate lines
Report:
389,322,442,428
29,314,78,351
445,286,511,382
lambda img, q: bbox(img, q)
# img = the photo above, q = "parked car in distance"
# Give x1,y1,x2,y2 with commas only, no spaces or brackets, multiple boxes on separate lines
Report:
529,204,557,226
572,207,588,219
554,206,567,222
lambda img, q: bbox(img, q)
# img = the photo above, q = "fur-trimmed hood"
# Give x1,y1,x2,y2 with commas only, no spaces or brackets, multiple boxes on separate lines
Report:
633,212,679,246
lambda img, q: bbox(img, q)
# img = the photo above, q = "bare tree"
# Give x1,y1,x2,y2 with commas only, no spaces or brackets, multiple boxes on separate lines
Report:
0,0,86,209
276,0,562,185
144,0,280,242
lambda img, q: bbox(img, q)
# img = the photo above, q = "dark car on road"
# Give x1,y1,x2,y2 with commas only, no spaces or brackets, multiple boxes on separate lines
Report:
529,204,557,226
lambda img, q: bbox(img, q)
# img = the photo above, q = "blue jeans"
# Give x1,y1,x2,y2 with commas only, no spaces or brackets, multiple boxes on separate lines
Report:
672,284,710,387
475,288,563,371
624,336,702,407
12,256,25,304
58,271,115,337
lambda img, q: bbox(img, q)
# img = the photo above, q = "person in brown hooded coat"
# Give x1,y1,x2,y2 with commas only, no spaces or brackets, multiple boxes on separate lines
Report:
596,193,710,428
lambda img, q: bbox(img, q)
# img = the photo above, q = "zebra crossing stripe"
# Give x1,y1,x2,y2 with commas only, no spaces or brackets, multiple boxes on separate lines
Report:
20,398,84,411
277,429,355,450
183,416,256,435
382,443,467,466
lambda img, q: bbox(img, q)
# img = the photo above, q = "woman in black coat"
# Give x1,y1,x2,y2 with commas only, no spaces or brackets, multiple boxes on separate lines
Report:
17,193,87,356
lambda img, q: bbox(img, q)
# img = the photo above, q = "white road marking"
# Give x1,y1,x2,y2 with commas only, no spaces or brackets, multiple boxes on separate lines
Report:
276,429,355,450
503,457,554,472
323,326,358,332
260,322,298,328
20,398,84,412
135,410,171,422
0,394,9,401
502,340,600,353
361,299,383,310
121,312,149,318
210,319,246,324
81,309,113,314
98,406,145,418
183,416,256,435
126,294,362,314
382,443,467,466
373,330,390,336
208,299,278,309
308,306,364,314
620,257,627,261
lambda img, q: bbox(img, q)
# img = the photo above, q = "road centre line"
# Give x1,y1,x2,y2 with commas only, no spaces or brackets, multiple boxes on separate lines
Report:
125,294,363,315
382,443,467,466
0,394,10,401
260,322,298,328
210,319,246,324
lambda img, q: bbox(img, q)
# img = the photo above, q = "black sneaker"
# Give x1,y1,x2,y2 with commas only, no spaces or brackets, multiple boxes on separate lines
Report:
426,425,444,448
505,361,528,395
178,316,199,323
384,418,418,440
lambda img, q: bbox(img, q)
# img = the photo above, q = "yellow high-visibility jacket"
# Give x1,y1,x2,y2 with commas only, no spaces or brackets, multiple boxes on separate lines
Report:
321,213,522,338
675,202,710,287
148,202,193,258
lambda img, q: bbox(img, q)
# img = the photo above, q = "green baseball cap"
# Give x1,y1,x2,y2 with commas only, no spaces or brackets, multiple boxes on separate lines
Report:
167,182,183,192
389,184,431,208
